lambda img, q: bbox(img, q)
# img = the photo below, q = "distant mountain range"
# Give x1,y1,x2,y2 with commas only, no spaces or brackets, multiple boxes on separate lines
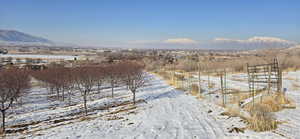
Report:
0,29,298,50
0,29,54,46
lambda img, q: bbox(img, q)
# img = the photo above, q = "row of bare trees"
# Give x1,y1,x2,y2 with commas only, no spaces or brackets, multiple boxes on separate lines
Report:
0,61,146,133
33,61,147,115
0,68,31,132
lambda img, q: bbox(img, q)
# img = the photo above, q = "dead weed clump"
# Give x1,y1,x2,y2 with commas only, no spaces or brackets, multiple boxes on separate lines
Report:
246,104,278,132
190,84,204,99
191,84,199,95
223,106,242,117
260,93,295,112
224,92,295,132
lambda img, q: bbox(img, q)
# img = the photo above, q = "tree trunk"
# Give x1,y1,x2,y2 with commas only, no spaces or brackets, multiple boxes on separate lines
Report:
133,91,136,104
50,87,54,94
20,96,23,106
68,90,72,106
83,91,88,115
97,82,101,94
62,88,65,101
198,68,201,94
208,73,210,88
220,75,225,106
56,88,60,99
111,81,114,98
97,85,100,93
1,110,5,133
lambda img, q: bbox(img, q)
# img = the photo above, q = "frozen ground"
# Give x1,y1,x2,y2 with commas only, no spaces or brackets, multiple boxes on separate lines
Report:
3,72,300,139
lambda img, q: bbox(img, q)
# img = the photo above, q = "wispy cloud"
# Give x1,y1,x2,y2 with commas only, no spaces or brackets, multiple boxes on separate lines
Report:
126,38,199,49
211,36,297,49
163,38,198,44
214,36,295,44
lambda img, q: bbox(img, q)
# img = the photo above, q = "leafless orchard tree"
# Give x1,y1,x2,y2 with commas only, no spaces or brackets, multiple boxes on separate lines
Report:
94,66,106,95
106,64,122,98
61,68,76,105
33,68,66,101
0,68,30,133
74,67,97,115
122,62,147,104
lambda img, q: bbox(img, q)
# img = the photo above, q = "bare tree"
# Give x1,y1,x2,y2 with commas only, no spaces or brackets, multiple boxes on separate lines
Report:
106,64,121,98
122,62,147,104
0,68,30,133
198,56,202,94
33,68,65,100
60,68,76,105
74,67,96,115
94,66,106,95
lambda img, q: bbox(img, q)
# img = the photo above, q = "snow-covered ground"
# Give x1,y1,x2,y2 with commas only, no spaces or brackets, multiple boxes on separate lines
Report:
3,72,300,139
0,54,78,60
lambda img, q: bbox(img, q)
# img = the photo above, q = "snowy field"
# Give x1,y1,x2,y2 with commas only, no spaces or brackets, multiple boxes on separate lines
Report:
0,54,78,60
3,72,300,139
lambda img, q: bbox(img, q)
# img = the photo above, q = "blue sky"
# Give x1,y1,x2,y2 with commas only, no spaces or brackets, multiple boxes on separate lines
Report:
0,0,299,48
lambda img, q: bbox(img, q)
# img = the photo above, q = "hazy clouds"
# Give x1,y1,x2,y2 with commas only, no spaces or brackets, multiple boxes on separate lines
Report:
124,36,298,50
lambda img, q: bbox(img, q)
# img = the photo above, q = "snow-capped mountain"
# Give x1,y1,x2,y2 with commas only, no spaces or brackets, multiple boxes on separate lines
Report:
0,29,54,46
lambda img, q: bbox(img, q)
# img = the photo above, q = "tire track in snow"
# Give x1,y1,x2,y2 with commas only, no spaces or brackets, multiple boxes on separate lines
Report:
275,91,300,138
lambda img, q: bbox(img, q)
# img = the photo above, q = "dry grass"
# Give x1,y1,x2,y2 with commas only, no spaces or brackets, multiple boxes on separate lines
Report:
285,76,296,81
231,77,246,82
106,116,124,121
259,93,295,112
156,71,171,81
107,105,137,115
0,129,4,135
174,74,184,81
244,93,295,131
224,93,295,132
241,93,294,112
225,89,265,106
190,84,204,99
292,83,300,90
79,116,96,121
222,106,242,117
191,84,199,95
208,83,215,89
246,104,278,132
284,67,298,72
174,86,186,91
155,70,187,91
228,89,266,106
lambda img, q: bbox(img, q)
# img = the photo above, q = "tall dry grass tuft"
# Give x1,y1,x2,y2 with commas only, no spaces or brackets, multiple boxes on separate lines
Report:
247,104,277,132
260,93,295,112
190,84,204,99
191,84,199,95
226,92,295,132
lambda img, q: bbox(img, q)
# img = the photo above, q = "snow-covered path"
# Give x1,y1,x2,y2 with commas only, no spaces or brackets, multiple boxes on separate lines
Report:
275,91,300,139
109,89,226,139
